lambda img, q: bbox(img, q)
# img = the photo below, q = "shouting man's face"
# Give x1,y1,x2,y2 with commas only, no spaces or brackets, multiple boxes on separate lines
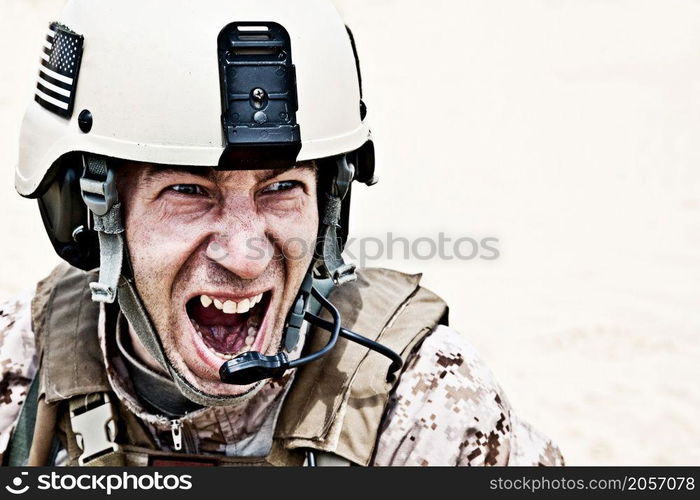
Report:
118,162,318,397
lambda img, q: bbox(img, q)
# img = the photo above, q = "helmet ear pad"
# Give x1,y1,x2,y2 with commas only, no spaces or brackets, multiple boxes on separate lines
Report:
36,153,99,271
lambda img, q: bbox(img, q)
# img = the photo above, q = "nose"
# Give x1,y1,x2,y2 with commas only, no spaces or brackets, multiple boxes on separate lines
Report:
205,210,273,280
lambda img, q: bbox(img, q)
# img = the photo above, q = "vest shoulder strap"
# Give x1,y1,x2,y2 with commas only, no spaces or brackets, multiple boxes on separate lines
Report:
276,267,448,465
32,263,111,403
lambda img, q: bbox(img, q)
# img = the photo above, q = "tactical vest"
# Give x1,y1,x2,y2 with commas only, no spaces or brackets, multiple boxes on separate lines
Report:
8,264,448,466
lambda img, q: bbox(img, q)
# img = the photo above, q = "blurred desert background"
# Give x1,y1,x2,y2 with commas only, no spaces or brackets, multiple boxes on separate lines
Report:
1,0,699,465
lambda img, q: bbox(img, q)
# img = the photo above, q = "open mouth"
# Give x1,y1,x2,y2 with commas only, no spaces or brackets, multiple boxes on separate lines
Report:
186,291,271,360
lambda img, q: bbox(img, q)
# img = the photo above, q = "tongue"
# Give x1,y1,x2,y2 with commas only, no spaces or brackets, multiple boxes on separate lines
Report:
189,301,250,354
201,324,249,354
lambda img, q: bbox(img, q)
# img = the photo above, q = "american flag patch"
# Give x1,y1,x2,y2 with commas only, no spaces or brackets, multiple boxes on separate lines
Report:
35,22,84,118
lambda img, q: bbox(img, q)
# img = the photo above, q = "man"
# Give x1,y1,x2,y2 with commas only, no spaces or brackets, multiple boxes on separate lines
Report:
0,0,563,466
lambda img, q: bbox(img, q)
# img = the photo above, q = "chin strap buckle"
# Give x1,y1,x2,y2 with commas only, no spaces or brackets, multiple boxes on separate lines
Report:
80,155,124,304
283,273,313,351
331,262,357,285
79,158,117,217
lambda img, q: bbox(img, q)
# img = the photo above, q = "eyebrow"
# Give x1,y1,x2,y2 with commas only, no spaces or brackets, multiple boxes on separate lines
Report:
142,165,216,182
140,165,313,185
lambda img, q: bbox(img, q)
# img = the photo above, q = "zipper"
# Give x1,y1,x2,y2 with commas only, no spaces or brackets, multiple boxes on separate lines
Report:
169,418,197,453
170,419,183,451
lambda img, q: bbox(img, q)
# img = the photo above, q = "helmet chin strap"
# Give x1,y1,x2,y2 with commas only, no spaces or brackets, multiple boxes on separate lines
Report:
316,155,358,285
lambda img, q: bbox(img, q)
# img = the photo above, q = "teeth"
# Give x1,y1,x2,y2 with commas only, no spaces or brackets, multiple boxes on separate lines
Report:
237,298,251,314
198,292,265,314
245,327,257,347
214,350,236,360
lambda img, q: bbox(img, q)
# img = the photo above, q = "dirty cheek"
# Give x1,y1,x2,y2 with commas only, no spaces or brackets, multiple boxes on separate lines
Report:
265,199,318,261
126,200,203,273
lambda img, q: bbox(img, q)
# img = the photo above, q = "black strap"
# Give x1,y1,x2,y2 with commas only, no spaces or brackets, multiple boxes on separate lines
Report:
114,312,202,419
317,156,357,284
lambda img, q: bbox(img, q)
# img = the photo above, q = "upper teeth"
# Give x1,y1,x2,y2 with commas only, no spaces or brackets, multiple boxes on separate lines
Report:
200,293,264,314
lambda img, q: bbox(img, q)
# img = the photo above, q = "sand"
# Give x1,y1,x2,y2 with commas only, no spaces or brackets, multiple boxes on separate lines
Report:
1,0,698,464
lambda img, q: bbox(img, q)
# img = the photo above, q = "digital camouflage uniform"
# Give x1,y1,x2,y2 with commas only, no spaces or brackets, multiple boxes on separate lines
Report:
0,286,564,466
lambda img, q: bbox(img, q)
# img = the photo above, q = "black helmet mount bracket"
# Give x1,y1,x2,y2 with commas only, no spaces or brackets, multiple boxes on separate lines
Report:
217,21,301,170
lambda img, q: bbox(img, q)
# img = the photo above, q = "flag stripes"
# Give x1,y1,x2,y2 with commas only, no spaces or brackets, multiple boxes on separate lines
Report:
34,22,84,118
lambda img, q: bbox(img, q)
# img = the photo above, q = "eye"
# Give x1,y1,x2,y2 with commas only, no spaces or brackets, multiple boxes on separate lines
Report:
261,180,302,194
168,184,208,196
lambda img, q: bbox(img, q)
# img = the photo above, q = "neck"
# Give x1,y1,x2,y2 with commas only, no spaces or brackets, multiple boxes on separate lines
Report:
118,314,296,426
117,318,294,452
127,323,168,376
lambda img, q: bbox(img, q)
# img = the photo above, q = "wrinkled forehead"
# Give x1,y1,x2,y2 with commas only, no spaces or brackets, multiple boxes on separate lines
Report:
117,160,317,186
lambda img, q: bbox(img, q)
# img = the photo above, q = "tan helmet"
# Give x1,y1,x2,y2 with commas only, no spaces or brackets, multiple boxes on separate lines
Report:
16,0,372,197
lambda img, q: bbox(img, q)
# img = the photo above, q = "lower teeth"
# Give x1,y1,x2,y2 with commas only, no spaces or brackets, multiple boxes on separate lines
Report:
192,320,257,359
216,351,237,360
215,336,254,360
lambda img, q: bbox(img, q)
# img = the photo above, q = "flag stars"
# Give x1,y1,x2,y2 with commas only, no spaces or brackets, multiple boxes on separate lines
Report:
36,24,81,118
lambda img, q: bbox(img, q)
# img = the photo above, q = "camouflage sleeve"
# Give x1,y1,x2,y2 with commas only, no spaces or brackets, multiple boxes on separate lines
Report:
372,325,564,466
0,291,38,462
